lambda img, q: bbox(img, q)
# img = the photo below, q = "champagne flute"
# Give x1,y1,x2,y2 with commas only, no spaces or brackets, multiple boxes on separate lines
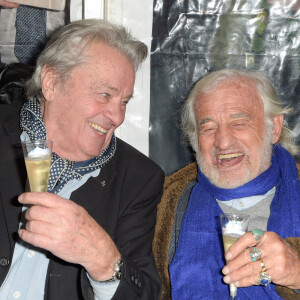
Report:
220,213,250,300
21,140,53,192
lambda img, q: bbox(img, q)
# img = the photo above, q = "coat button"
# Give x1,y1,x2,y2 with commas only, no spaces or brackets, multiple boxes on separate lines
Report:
0,257,9,267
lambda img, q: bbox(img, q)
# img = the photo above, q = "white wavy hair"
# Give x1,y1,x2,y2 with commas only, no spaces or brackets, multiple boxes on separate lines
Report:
26,19,148,100
181,69,299,156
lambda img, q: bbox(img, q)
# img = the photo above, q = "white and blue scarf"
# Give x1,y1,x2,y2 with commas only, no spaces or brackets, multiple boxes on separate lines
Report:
20,99,116,194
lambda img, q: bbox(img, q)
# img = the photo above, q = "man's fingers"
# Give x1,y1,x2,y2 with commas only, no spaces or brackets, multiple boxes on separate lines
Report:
19,228,56,250
223,260,260,282
233,274,260,287
24,204,80,228
226,231,266,260
18,192,67,208
25,219,62,238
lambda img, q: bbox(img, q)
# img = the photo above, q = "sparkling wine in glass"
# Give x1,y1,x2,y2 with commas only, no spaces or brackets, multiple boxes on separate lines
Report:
22,140,53,192
220,213,250,300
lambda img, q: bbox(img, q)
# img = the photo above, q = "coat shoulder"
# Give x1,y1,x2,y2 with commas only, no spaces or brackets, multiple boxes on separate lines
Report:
164,162,197,190
115,138,164,176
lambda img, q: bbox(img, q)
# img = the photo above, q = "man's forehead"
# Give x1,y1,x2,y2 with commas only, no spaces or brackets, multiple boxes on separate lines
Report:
195,79,265,123
86,40,134,68
79,44,135,93
197,78,262,107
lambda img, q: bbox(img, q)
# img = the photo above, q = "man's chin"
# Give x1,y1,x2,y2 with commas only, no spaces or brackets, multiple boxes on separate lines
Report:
197,155,257,189
205,170,253,189
212,179,247,189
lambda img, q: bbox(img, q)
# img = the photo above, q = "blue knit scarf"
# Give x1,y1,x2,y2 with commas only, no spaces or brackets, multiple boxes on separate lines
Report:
169,145,300,300
20,99,116,194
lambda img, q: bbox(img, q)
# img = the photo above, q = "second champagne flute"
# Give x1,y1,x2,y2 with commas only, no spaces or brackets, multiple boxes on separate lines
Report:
220,213,250,300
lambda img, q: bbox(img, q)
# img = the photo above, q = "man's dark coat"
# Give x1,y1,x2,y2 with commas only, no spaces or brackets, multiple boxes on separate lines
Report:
0,104,164,299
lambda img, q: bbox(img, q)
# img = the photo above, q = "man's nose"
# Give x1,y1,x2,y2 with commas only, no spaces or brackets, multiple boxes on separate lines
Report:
214,125,236,149
106,100,125,126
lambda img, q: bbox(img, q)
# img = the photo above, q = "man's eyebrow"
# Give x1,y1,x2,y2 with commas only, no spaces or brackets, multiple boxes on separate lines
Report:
126,94,134,100
91,82,118,93
229,112,250,119
94,83,134,99
102,83,118,93
198,118,213,126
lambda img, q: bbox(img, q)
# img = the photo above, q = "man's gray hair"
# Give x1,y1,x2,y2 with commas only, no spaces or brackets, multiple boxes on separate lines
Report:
181,69,299,156
26,19,148,100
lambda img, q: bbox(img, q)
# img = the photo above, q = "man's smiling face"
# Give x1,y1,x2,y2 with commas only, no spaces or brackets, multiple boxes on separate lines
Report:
42,41,135,161
195,78,274,188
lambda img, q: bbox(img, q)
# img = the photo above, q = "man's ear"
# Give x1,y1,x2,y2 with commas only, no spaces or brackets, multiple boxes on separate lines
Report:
272,114,284,144
41,65,58,102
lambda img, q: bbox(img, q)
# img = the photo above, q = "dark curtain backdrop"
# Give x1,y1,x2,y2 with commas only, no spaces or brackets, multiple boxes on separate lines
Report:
150,0,300,176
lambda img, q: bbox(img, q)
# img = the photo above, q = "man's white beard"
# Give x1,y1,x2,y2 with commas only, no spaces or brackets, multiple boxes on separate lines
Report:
196,124,274,189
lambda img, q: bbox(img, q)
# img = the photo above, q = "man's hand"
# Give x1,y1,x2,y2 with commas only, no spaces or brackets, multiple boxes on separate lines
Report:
18,192,120,281
0,0,19,8
222,231,300,290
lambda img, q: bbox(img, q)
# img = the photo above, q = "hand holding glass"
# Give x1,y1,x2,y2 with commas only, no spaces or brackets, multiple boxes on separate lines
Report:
220,213,250,300
22,140,52,192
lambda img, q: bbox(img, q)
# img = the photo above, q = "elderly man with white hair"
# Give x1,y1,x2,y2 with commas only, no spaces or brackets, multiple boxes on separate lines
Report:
154,69,300,300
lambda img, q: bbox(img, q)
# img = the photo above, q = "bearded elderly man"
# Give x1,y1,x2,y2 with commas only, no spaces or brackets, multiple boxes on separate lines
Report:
153,69,300,300
0,19,164,299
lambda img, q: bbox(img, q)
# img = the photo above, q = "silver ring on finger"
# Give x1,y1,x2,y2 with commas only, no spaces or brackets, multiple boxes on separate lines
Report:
249,247,262,262
257,259,271,286
257,271,271,286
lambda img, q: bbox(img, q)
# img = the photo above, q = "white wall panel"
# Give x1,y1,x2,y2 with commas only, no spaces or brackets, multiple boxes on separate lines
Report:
71,0,152,156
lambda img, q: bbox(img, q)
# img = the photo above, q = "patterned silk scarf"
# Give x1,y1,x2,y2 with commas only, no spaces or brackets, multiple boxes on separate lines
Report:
169,144,300,300
20,99,116,194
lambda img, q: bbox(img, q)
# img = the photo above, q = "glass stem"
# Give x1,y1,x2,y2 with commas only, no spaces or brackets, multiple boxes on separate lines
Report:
229,283,237,299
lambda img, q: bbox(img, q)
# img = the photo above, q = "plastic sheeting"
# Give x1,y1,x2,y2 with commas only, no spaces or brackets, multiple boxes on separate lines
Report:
150,0,300,175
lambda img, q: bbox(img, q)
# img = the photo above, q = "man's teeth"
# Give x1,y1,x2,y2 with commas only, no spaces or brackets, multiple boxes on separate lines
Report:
89,123,108,135
218,153,243,160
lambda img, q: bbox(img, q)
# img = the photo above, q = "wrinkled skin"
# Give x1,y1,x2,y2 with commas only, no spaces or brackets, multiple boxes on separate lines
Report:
19,192,120,281
223,231,300,290
195,79,282,188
